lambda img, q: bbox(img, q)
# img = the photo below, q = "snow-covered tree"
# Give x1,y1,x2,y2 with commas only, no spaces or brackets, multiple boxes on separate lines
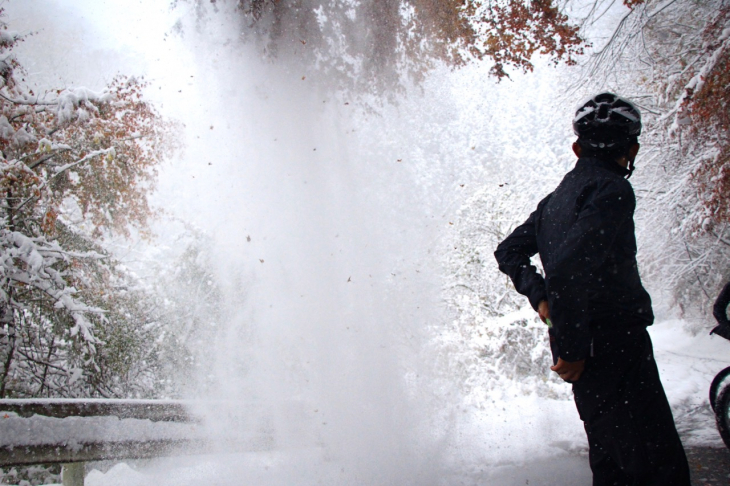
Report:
647,3,730,324
0,16,179,397
150,236,223,398
182,0,585,95
572,0,730,325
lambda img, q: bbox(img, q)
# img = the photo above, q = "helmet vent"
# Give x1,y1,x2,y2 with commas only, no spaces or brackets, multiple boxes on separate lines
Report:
597,104,610,121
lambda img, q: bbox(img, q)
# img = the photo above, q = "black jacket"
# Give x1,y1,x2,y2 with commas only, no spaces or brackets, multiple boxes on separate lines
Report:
494,157,653,361
713,282,730,326
711,282,730,340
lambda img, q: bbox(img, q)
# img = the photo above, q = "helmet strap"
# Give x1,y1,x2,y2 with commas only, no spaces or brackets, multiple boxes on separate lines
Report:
626,158,635,179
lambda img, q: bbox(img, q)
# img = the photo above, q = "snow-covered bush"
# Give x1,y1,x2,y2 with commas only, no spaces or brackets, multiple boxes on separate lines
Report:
440,184,570,401
0,463,60,486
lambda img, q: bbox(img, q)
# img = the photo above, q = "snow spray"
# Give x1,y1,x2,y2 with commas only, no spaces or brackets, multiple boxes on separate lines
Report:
160,7,450,485
150,10,585,481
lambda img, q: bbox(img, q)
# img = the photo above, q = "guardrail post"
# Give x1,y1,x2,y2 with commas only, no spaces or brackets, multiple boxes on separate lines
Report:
62,462,84,486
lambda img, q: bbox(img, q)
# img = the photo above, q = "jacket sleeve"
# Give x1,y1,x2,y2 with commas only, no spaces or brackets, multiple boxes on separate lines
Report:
713,282,730,326
494,197,549,312
545,179,634,361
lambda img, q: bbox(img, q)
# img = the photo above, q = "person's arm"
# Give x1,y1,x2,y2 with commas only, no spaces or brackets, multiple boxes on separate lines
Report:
713,282,730,326
494,197,550,312
545,179,635,362
711,282,730,340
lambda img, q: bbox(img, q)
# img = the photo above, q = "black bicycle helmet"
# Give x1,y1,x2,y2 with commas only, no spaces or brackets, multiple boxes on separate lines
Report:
573,92,641,147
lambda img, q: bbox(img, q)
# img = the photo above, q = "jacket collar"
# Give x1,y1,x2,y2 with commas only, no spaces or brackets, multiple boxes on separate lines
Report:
577,156,630,178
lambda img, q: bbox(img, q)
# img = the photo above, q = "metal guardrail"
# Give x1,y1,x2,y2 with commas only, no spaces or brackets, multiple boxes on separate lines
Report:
0,398,195,422
0,399,216,486
0,438,207,467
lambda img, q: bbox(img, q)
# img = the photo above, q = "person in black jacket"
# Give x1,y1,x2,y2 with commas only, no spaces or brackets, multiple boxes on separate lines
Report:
712,282,730,340
494,93,690,485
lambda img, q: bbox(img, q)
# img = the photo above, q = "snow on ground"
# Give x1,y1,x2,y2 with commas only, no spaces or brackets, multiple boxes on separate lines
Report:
650,319,730,448
12,318,724,486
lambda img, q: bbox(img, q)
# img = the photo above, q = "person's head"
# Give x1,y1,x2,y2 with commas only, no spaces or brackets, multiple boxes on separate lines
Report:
572,92,641,176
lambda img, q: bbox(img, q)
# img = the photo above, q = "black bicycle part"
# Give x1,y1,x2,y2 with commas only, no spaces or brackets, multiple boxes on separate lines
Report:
714,382,730,449
710,366,730,412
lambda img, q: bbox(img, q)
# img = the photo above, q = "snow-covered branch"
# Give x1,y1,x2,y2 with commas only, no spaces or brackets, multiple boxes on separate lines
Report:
0,15,180,399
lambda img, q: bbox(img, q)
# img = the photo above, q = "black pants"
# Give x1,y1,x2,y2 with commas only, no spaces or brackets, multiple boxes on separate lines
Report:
572,328,690,486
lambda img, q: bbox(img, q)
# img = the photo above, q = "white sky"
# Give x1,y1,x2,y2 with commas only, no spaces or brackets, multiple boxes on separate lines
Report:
4,0,196,116
3,0,245,258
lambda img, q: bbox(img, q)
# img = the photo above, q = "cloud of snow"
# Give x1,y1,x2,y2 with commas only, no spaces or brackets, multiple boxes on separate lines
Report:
147,28,586,476
158,20,447,486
